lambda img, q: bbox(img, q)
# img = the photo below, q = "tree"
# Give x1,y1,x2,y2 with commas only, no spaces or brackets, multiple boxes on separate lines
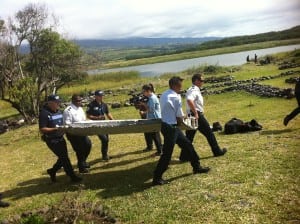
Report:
27,29,84,116
1,3,85,122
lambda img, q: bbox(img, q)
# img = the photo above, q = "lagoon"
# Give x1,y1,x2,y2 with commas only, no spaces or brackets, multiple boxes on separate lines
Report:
87,44,300,77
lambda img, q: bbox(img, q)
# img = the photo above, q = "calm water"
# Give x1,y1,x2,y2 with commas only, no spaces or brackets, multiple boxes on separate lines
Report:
87,44,300,77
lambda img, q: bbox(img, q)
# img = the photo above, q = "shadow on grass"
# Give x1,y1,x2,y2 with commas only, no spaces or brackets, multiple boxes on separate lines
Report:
260,128,299,135
3,161,158,201
170,155,214,165
90,155,152,171
88,149,146,167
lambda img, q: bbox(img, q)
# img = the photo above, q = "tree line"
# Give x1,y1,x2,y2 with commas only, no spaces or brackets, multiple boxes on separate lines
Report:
0,3,86,122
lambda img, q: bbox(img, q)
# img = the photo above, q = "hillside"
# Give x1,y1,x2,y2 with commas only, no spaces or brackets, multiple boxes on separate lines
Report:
79,26,300,67
74,37,220,49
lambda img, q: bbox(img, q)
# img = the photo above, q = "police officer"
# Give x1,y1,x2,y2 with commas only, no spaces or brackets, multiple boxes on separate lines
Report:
63,94,92,173
39,94,82,183
152,77,210,186
86,90,114,161
180,73,227,161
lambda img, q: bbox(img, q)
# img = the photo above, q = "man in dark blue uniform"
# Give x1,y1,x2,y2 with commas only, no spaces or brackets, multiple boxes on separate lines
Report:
39,95,82,183
86,90,114,161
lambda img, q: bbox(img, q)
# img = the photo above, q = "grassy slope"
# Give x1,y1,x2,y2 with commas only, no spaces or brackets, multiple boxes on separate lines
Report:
0,100,19,120
0,53,300,223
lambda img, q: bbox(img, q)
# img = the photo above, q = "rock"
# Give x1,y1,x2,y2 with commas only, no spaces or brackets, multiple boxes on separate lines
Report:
0,220,9,224
111,103,121,109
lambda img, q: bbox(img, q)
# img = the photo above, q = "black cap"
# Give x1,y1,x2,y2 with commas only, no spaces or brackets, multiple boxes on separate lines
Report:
47,94,61,102
95,90,104,96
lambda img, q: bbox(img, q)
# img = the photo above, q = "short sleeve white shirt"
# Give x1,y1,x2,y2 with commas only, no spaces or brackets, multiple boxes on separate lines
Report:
63,103,86,124
186,85,204,113
160,89,184,125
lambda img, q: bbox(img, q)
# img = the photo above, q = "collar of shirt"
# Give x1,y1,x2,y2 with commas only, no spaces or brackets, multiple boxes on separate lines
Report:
70,103,80,110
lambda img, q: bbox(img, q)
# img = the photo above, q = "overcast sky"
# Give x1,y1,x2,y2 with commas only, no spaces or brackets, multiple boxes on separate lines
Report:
1,0,300,39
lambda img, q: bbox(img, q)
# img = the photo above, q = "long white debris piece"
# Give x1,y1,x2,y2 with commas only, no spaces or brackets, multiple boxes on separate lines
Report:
57,117,197,136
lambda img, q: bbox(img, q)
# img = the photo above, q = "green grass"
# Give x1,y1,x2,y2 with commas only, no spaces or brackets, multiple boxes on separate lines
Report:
0,100,19,120
0,50,299,223
0,92,299,223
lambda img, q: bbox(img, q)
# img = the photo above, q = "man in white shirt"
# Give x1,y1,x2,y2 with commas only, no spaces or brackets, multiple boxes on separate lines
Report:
63,94,92,173
152,77,210,186
180,73,227,161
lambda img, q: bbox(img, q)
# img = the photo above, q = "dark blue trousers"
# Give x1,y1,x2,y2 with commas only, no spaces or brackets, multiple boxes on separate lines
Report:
154,122,200,179
46,138,75,177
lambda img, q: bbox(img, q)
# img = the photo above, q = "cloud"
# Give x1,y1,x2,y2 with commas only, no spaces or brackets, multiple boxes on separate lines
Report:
1,0,299,39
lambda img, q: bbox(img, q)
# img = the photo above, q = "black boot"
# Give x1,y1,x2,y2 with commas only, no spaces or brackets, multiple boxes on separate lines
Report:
283,116,290,126
47,168,57,183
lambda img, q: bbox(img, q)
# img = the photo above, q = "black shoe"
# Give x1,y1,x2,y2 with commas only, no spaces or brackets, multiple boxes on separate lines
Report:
70,175,82,183
0,200,10,207
143,147,153,152
152,178,170,186
283,116,290,126
214,148,227,157
79,168,89,173
193,166,210,174
151,152,162,157
47,168,57,183
102,155,110,161
83,162,90,168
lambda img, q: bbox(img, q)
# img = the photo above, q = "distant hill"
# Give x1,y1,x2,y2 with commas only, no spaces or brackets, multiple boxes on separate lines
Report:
74,37,220,49
191,25,300,51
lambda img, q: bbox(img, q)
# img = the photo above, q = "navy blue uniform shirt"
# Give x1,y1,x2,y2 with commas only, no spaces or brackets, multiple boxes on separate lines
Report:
39,106,64,139
86,100,109,118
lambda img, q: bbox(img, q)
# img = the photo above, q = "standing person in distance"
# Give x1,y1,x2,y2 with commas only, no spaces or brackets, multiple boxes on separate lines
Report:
39,95,82,183
86,90,114,161
180,74,227,161
140,84,162,156
152,77,210,186
63,94,92,173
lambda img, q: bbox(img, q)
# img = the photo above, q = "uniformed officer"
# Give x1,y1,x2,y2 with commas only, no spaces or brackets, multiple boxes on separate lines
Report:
39,94,82,183
152,77,210,186
86,90,114,161
180,73,227,161
63,94,92,173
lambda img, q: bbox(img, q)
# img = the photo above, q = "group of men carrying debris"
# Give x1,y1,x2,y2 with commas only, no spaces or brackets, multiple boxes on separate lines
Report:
38,73,227,186
1,74,298,207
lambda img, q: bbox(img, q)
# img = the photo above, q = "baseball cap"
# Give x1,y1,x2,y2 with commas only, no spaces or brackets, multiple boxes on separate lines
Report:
95,90,105,96
47,94,61,102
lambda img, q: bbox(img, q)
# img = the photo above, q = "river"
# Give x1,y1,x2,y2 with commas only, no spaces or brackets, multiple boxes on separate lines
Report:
87,44,300,77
